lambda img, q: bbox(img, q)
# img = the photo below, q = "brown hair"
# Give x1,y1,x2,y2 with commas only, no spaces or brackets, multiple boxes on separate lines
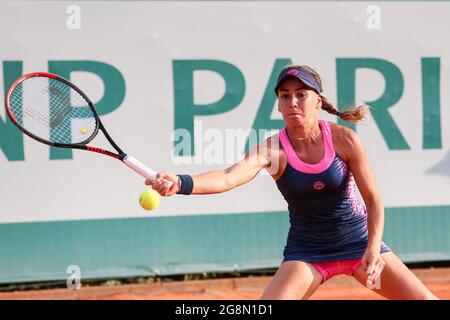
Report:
280,64,369,123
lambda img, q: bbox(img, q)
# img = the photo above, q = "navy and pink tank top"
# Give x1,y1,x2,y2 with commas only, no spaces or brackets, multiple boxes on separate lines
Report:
276,119,391,262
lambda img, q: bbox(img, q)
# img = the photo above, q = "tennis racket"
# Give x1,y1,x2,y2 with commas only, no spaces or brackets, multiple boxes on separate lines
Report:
5,71,171,186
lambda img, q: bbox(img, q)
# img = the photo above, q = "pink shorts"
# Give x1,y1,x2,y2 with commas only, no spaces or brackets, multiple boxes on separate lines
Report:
312,258,362,283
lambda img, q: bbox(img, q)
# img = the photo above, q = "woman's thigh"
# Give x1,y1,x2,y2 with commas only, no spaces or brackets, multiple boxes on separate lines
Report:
353,252,439,300
261,260,323,300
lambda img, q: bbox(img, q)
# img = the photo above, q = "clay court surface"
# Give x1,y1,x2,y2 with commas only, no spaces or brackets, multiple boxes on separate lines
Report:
0,267,448,300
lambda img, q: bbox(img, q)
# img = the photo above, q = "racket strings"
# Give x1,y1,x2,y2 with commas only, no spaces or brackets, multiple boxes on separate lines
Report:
8,76,98,144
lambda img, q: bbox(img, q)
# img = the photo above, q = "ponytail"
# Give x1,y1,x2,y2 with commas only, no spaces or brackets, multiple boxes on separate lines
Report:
320,94,369,123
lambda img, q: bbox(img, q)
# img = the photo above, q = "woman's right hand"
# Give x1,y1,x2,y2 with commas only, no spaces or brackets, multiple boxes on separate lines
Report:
145,172,180,196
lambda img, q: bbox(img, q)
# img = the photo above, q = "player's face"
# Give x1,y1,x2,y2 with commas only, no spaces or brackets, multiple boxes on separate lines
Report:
277,78,322,126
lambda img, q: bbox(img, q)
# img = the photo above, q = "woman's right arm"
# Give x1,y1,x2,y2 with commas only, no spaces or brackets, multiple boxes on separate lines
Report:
147,138,275,196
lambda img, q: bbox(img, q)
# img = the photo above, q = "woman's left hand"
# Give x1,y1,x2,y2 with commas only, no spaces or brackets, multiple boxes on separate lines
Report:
361,248,386,288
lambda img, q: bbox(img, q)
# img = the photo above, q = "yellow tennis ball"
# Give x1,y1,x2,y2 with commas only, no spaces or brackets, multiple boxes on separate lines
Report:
139,189,160,211
80,128,88,135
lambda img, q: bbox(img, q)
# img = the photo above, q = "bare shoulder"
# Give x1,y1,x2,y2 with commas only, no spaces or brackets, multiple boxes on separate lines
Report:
262,133,286,178
328,121,363,162
253,134,279,162
328,121,359,143
244,135,278,165
265,134,281,153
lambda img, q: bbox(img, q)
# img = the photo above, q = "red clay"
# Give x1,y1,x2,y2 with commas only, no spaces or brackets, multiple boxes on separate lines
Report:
0,267,448,300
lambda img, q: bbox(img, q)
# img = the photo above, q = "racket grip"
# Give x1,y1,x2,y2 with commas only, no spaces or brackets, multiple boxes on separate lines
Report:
123,155,173,187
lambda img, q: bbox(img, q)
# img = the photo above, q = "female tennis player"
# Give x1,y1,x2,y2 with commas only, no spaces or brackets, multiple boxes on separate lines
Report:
147,64,438,300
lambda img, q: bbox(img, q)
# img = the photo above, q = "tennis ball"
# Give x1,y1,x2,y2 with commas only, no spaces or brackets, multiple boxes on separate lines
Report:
139,189,160,211
80,128,88,135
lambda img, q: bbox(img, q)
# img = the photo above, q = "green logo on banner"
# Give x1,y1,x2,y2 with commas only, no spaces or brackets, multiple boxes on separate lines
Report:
172,58,443,158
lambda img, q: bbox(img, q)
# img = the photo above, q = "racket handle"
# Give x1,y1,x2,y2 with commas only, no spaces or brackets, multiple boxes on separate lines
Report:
123,155,173,187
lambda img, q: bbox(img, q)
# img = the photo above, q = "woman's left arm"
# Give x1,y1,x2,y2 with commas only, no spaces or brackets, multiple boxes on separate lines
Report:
344,128,386,283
